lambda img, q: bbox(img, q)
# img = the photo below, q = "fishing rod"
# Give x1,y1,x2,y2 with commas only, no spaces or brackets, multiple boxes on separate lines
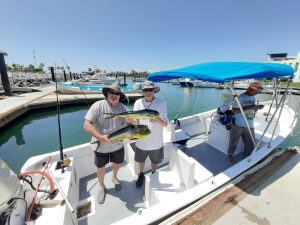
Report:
49,67,65,173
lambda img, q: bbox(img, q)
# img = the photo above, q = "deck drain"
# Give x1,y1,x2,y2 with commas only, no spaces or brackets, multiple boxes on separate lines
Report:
77,201,92,219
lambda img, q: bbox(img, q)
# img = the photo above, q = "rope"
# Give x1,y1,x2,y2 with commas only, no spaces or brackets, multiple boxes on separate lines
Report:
26,156,52,222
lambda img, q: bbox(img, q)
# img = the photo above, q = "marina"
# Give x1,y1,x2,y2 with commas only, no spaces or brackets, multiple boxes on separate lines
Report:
0,61,300,224
2,1,300,224
0,84,142,129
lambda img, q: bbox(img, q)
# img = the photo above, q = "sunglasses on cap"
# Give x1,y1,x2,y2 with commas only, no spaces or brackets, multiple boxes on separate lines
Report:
142,88,155,92
108,91,121,96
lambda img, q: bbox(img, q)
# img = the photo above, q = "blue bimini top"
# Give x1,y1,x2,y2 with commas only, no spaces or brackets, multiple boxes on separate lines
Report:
148,62,294,83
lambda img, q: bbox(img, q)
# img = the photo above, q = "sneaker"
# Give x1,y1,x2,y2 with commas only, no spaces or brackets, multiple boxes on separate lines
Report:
112,179,122,191
227,154,235,163
97,188,106,204
135,172,144,188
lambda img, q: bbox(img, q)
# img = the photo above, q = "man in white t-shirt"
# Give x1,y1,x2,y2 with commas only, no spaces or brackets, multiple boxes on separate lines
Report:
84,84,135,204
133,81,168,188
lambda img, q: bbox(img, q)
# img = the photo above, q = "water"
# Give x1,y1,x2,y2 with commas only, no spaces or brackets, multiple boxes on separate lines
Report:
1,83,299,173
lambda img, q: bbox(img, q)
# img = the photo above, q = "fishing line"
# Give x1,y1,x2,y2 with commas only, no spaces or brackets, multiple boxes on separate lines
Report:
192,82,199,114
60,55,90,106
158,83,202,120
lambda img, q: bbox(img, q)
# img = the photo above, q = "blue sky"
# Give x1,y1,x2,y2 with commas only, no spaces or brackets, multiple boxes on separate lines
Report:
1,0,300,73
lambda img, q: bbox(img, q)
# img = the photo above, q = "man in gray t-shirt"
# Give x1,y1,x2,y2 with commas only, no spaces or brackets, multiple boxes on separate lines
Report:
227,82,264,162
84,84,135,204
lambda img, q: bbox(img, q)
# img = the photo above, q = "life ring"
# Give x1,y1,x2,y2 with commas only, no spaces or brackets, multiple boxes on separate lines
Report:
19,170,55,194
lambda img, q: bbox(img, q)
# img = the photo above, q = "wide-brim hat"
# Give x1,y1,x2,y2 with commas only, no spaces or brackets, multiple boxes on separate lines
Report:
249,82,263,90
141,81,160,93
102,83,126,102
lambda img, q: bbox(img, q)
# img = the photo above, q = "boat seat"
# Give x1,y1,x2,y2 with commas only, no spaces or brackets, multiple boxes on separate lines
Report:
180,115,207,137
124,141,172,176
145,148,195,207
173,129,190,145
190,158,214,184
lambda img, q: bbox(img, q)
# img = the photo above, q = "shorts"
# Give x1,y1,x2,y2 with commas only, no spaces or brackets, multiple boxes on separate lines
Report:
94,147,124,168
134,146,164,164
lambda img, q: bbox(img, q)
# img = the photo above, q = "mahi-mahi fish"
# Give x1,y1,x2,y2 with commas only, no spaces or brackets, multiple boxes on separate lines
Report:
104,109,159,120
109,125,151,142
91,125,151,143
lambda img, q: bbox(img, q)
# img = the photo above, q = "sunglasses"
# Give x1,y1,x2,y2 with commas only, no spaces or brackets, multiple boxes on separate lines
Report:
108,91,121,96
142,88,155,92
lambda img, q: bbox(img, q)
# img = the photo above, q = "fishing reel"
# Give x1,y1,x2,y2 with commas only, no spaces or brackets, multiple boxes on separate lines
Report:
211,106,235,131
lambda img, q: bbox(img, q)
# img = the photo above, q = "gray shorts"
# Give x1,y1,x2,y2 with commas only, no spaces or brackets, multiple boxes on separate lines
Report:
134,146,164,164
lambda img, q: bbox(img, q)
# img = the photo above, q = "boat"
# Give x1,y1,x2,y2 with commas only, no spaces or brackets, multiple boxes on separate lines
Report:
56,82,134,94
75,73,122,86
232,80,255,90
179,80,219,88
0,62,297,225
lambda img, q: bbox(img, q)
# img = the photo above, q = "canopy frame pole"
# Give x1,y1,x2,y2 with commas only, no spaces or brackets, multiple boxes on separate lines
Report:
267,78,292,147
265,91,276,122
290,93,299,130
227,85,257,148
247,78,292,161
274,78,278,107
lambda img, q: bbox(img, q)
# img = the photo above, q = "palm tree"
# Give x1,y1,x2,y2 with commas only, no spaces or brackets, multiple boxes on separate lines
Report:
11,63,17,70
38,63,45,70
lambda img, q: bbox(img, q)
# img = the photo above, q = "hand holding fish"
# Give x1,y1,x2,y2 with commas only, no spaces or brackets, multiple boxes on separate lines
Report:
149,116,168,127
98,134,111,144
124,117,138,125
149,116,160,123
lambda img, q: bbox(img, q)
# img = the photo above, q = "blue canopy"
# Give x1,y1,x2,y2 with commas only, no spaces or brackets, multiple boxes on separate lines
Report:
148,62,294,83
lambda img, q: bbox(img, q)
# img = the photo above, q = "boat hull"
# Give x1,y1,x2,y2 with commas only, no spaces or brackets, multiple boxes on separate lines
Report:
18,100,297,225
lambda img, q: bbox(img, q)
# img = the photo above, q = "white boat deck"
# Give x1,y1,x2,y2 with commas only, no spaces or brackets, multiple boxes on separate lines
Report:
78,165,146,225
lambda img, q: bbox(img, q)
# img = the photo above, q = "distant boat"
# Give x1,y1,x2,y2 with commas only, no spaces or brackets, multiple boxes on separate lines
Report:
56,82,134,94
74,73,121,86
179,80,219,88
232,80,254,90
170,79,181,85
131,77,147,82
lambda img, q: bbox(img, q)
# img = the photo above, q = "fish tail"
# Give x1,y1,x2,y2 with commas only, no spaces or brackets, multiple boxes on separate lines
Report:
90,140,99,144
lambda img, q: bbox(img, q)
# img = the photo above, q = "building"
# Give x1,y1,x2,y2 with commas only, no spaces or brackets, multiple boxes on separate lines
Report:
267,52,300,82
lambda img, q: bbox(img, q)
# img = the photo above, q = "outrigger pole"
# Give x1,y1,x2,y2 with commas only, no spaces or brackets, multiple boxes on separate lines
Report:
49,67,65,173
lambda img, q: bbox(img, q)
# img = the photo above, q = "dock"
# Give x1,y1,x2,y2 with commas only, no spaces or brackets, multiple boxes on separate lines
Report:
162,148,300,225
0,85,142,129
212,150,300,225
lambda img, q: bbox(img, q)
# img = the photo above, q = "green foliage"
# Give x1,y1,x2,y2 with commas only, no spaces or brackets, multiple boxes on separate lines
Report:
280,82,300,87
8,63,44,73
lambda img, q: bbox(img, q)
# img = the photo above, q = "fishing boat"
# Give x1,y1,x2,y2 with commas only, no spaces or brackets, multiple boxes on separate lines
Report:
56,82,134,94
75,73,121,86
0,62,297,225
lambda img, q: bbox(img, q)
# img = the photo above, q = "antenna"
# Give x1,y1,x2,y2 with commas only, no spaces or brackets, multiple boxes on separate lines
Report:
33,49,37,68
